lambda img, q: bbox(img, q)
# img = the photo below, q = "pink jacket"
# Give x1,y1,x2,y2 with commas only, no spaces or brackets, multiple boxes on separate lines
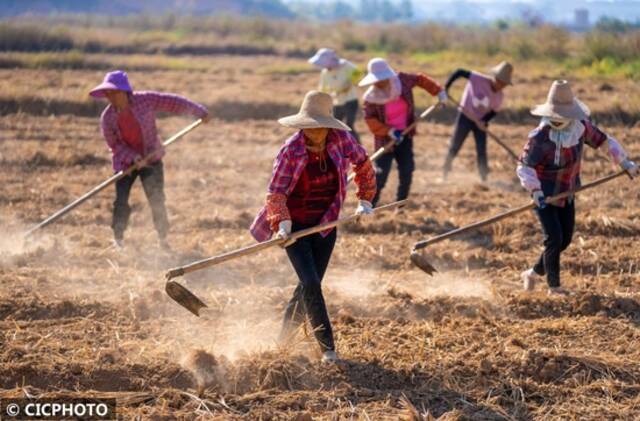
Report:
100,91,207,171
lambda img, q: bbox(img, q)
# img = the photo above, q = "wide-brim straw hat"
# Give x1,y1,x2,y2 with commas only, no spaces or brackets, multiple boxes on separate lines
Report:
358,57,397,87
278,90,351,131
531,80,590,120
489,61,513,85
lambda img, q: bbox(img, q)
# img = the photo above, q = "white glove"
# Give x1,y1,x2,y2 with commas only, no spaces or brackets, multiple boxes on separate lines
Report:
276,220,296,248
276,220,292,240
437,90,448,104
532,190,546,209
355,200,374,216
621,159,639,178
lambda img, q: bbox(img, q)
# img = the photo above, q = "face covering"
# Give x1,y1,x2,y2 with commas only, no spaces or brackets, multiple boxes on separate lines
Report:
363,75,402,105
541,117,585,165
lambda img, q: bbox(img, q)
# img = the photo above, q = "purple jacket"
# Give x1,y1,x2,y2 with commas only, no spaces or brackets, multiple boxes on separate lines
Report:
100,91,207,171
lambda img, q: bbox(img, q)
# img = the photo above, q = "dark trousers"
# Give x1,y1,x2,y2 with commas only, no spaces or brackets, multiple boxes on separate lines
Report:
281,225,337,352
333,99,360,143
112,160,169,240
443,112,489,180
372,136,414,206
532,201,575,288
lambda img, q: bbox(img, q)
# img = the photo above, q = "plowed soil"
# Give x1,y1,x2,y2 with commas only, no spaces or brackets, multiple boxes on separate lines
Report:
1,54,639,420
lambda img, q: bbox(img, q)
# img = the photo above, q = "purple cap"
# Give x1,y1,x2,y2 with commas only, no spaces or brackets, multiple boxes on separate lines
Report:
89,70,133,98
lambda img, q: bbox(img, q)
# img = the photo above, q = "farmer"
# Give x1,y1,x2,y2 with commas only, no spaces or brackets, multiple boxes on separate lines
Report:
89,70,209,250
309,48,362,142
359,58,447,206
517,80,638,296
442,61,513,182
250,91,376,363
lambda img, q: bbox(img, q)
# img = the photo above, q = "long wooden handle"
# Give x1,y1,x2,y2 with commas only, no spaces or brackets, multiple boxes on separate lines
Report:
165,199,408,280
412,170,627,251
347,105,438,183
448,97,519,161
24,119,203,237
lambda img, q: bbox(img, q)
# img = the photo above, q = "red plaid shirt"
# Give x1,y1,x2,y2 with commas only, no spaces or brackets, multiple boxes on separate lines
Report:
100,91,208,171
250,129,376,241
363,72,442,150
519,120,608,206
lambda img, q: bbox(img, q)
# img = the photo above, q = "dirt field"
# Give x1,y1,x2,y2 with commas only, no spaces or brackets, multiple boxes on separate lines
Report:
1,53,639,420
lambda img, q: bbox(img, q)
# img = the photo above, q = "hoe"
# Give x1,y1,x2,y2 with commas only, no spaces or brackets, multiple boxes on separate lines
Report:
166,200,408,316
410,170,630,275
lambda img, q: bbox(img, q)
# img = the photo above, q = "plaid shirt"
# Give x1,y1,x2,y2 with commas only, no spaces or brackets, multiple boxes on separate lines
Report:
101,91,208,171
519,120,607,206
250,129,376,242
364,72,442,150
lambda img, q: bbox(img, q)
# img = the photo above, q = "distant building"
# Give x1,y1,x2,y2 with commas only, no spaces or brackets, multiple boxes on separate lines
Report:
574,8,590,29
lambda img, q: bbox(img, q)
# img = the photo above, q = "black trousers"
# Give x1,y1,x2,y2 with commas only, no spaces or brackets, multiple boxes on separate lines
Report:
443,112,489,180
372,136,414,206
333,99,360,143
532,201,575,288
281,225,337,352
112,160,169,240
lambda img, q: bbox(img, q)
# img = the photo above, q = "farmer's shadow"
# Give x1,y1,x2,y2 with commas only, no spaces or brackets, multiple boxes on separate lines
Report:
332,358,532,420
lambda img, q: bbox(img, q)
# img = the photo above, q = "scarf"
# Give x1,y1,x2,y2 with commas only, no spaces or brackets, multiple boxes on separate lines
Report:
541,117,585,165
363,75,402,105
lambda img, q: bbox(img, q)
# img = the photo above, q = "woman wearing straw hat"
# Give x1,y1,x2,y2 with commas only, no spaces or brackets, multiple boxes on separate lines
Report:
250,91,376,363
359,58,447,206
89,70,209,250
442,61,513,182
517,80,638,296
309,48,363,142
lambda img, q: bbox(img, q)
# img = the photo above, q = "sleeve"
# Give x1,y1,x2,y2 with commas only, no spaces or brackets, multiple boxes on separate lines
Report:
517,133,544,192
343,132,377,202
444,68,471,92
363,102,390,138
265,147,293,231
101,114,140,169
415,73,443,96
349,64,364,86
143,91,208,119
516,164,541,192
606,135,629,165
582,120,608,149
481,110,497,123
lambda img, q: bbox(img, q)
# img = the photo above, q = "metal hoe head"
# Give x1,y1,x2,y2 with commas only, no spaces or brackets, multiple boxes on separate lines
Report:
165,281,208,316
410,249,438,276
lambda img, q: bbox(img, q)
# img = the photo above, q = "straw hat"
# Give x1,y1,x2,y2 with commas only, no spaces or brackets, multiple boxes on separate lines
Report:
278,91,350,131
531,80,590,120
358,58,397,87
489,61,513,85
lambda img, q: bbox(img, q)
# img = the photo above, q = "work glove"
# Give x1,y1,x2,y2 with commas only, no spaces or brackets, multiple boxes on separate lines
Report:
276,220,295,247
532,190,546,209
621,158,639,178
387,128,405,145
355,200,374,217
437,90,448,107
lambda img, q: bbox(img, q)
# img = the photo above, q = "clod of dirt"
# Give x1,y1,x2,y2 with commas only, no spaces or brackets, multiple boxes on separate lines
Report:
181,349,222,394
576,294,602,316
130,297,151,321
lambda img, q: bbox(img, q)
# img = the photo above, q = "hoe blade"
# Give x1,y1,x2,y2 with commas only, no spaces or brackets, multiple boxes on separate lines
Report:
410,250,438,276
165,281,208,317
